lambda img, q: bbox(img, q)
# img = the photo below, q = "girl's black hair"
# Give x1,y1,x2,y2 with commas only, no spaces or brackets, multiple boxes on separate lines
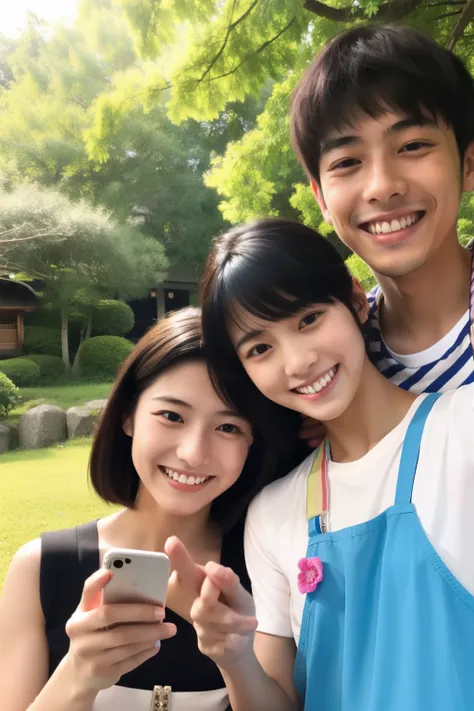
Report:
200,218,361,440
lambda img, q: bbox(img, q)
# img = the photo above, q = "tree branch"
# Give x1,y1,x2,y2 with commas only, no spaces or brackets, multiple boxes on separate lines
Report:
0,231,68,246
200,16,298,84
303,0,424,22
448,0,474,48
197,0,260,85
434,8,462,18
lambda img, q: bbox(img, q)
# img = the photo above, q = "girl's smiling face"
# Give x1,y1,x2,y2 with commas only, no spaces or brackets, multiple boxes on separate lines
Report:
124,359,253,517
229,299,368,423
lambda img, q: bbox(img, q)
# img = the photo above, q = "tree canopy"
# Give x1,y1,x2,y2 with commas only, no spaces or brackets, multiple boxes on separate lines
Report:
0,0,245,268
79,0,473,285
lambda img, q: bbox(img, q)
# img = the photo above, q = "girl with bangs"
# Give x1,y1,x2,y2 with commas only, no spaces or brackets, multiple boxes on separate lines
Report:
175,219,474,711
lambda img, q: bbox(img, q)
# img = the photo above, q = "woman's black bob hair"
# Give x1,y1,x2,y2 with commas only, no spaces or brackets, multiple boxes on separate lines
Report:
89,306,302,533
200,218,365,431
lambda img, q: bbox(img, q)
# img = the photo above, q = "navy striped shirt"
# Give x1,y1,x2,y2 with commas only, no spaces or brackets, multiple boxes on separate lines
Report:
367,250,474,394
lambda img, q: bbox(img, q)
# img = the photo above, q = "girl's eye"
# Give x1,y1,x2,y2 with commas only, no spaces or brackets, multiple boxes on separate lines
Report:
300,312,321,329
247,343,271,358
400,141,433,153
157,410,183,423
218,423,242,434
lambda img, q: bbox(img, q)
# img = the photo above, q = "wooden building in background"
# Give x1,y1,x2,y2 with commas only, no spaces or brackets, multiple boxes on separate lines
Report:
0,278,38,357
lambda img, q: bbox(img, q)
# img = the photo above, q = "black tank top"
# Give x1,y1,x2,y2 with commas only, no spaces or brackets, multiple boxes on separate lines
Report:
40,519,250,692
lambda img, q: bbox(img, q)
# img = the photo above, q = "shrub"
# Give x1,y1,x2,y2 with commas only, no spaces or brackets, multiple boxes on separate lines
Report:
0,358,40,386
91,300,135,337
77,336,134,380
25,306,84,339
24,355,65,382
24,326,62,357
0,372,19,417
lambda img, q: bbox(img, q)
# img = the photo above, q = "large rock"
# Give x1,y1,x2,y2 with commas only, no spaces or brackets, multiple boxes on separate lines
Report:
67,405,99,439
84,399,108,412
0,423,10,453
19,404,67,450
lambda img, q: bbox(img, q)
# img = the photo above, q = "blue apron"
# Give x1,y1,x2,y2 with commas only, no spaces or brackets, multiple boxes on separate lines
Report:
294,394,474,710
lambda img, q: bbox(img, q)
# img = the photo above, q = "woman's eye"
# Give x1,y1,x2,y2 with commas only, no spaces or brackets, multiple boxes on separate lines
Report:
218,423,241,434
158,410,183,423
400,141,432,153
248,343,270,358
300,312,321,329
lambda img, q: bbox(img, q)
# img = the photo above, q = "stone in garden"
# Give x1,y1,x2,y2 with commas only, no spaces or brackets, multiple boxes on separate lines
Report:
67,405,99,439
0,423,10,453
84,399,108,411
7,423,19,450
19,404,67,450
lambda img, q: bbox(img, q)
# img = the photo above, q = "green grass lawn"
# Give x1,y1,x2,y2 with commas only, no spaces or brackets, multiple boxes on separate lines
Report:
6,382,113,426
0,439,118,589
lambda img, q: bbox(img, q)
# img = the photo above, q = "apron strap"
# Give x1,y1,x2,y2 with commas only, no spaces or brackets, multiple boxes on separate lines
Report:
395,393,440,506
306,445,324,521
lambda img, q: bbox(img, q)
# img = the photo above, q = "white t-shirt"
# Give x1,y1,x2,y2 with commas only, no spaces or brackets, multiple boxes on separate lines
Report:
245,385,474,643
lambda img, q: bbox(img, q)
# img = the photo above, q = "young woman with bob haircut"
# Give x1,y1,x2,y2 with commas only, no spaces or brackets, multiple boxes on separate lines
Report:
0,306,301,711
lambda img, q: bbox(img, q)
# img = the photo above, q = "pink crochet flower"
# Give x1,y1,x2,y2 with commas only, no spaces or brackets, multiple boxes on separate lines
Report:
297,557,323,594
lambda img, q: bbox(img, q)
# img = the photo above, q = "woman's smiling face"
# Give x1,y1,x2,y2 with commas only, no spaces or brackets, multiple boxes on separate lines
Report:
229,300,368,423
124,359,253,517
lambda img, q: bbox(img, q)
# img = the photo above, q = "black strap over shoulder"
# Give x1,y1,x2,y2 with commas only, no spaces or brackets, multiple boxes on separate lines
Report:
40,521,100,674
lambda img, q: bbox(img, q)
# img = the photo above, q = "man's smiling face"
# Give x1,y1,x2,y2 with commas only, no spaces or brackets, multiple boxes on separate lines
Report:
313,110,474,279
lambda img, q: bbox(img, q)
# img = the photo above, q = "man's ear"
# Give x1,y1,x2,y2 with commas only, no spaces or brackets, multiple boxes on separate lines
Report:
311,178,333,225
351,277,370,324
123,415,133,438
462,141,474,192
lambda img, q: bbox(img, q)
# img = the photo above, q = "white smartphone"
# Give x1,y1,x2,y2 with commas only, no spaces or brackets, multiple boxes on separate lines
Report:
103,547,170,606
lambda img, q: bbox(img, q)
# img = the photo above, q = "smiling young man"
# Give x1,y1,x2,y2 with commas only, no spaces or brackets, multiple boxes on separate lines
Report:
291,25,474,393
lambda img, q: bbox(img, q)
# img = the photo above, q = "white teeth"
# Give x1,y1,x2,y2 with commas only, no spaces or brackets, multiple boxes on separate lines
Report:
295,367,336,395
366,212,420,235
163,467,209,486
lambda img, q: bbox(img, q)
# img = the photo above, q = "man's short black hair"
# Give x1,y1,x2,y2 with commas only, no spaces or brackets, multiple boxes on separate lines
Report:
291,25,474,182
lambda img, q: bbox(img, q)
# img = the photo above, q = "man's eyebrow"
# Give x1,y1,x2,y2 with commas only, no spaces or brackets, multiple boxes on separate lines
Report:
320,134,360,157
320,116,438,157
387,116,437,134
235,329,264,351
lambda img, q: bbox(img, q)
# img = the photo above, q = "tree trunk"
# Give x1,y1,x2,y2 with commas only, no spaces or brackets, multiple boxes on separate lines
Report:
72,313,92,375
60,304,71,372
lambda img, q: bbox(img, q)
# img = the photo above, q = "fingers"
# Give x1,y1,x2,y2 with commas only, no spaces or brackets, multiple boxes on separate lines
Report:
91,621,177,653
165,536,205,592
67,618,177,660
193,577,257,636
79,568,113,612
204,562,255,617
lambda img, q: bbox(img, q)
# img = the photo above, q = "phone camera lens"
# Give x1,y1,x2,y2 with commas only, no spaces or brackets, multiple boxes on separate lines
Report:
113,559,124,569
125,558,131,564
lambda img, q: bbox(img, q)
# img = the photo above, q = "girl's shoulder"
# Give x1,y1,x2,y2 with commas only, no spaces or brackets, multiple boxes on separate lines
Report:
247,450,314,524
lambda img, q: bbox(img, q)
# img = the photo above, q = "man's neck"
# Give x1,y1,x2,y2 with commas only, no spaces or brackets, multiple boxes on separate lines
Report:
375,240,471,355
